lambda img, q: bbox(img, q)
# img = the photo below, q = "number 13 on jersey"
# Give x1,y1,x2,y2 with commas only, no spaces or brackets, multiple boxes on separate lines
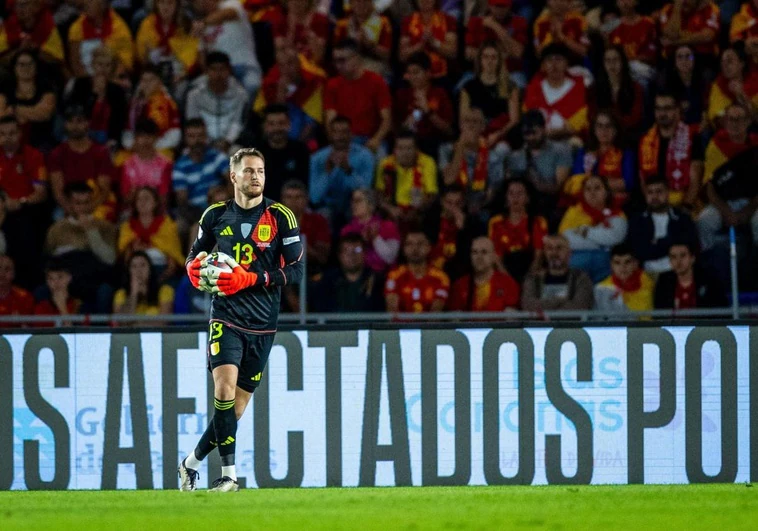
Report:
232,242,255,265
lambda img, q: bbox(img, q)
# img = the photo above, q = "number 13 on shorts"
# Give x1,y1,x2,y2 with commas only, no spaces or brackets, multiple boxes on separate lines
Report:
209,322,223,356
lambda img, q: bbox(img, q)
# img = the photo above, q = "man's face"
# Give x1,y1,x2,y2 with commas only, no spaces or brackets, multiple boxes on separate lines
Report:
441,190,465,216
184,125,208,151
134,132,157,153
0,123,20,152
46,270,72,293
65,115,89,140
644,182,669,212
460,110,486,137
281,187,308,216
548,0,570,15
0,257,14,287
70,191,94,218
543,236,570,271
231,155,265,198
404,64,428,89
277,47,299,79
404,233,431,265
333,49,359,78
16,0,38,26
616,0,636,14
330,121,352,149
543,54,568,80
140,72,161,96
351,0,373,18
394,138,417,167
470,238,496,274
725,107,749,140
669,245,695,276
207,62,230,89
654,96,679,129
83,0,106,18
611,253,638,283
263,112,290,145
339,240,365,273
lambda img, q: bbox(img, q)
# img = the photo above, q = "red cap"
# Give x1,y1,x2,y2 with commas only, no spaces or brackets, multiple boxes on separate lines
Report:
488,0,513,6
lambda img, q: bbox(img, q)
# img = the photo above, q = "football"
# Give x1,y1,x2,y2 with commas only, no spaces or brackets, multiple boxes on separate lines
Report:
198,252,234,292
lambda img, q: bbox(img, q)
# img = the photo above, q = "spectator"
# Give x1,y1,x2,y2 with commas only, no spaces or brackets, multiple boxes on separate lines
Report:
341,188,401,273
120,118,173,207
0,254,34,322
193,0,262,95
570,111,636,208
185,51,248,153
465,0,528,86
0,50,57,151
448,236,520,312
311,233,385,313
33,260,81,326
333,0,392,76
440,107,506,216
506,109,572,215
258,104,310,202
559,175,627,282
172,118,228,223
0,115,47,289
67,0,134,77
654,241,727,309
707,43,758,130
398,0,457,81
532,0,589,58
135,0,201,99
393,52,453,156
123,65,181,154
425,186,475,276
591,45,645,140
253,45,326,146
606,0,657,86
309,116,375,224
272,0,329,66
593,243,654,312
659,0,720,63
626,176,699,274
488,178,548,283
324,39,392,152
639,91,703,208
118,187,184,283
113,250,174,325
0,192,8,255
375,130,438,224
0,0,64,66
730,0,758,60
64,46,128,147
460,41,520,148
660,44,708,127
524,43,589,143
385,229,450,313
698,105,758,251
48,104,116,221
280,179,331,277
44,182,116,313
521,233,594,311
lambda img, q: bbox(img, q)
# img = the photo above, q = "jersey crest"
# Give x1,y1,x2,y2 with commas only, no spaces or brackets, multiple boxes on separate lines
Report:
258,225,272,242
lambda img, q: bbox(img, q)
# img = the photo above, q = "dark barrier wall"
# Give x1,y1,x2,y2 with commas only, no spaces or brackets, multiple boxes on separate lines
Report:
1,325,756,489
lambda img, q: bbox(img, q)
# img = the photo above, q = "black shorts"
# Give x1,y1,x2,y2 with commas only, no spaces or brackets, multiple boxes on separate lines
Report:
206,321,275,393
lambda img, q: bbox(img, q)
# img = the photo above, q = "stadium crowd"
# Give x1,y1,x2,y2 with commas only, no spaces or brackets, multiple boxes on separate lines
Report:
0,0,755,323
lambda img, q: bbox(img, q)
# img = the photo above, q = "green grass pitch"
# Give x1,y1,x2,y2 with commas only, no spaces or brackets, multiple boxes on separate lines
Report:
1,484,757,530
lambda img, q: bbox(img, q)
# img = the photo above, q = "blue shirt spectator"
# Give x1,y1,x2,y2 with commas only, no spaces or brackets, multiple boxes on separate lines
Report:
309,116,375,223
172,119,228,211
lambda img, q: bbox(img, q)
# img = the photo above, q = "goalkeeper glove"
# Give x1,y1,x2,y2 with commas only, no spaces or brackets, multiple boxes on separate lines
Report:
209,255,268,297
186,251,208,290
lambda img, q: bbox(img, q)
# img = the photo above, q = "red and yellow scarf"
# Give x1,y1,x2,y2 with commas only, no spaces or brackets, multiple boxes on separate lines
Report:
458,138,488,192
639,122,694,191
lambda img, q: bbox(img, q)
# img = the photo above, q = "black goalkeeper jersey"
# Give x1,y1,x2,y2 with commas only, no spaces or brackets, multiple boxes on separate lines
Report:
187,197,304,333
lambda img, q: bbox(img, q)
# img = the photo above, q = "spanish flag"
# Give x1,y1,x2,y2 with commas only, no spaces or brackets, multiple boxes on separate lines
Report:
68,8,135,72
703,129,758,185
523,72,588,136
0,7,63,62
135,14,200,76
707,74,758,126
254,54,326,124
730,2,758,43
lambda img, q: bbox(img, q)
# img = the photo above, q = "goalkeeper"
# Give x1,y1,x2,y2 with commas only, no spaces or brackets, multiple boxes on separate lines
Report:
178,148,304,492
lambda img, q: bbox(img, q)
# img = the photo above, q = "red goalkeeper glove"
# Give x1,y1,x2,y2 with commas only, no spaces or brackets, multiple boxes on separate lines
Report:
186,251,207,290
210,255,267,297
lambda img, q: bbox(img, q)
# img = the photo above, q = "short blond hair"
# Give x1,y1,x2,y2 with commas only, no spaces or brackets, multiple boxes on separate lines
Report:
229,148,265,172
